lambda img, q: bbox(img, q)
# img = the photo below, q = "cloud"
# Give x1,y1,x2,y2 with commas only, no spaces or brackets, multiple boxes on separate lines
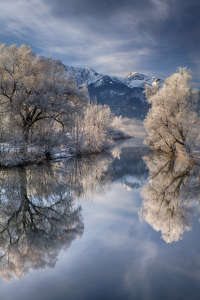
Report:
0,0,169,74
0,0,199,84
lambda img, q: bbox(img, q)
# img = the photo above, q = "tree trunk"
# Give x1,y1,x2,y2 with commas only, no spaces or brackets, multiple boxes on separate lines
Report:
21,126,30,154
23,125,30,143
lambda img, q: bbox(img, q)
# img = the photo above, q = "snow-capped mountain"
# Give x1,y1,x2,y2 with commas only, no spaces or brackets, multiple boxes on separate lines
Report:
65,66,162,119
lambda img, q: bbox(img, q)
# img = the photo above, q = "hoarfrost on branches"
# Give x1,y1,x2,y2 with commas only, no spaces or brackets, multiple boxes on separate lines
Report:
144,67,200,155
0,44,126,166
69,101,126,155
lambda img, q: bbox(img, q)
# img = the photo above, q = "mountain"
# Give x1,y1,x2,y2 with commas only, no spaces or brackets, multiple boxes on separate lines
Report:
65,66,162,119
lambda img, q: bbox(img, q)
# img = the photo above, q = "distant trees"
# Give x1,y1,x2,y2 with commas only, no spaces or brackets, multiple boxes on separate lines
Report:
144,68,199,154
0,44,125,166
70,102,125,154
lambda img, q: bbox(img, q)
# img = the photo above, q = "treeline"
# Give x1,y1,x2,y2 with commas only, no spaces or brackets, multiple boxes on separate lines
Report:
0,44,125,166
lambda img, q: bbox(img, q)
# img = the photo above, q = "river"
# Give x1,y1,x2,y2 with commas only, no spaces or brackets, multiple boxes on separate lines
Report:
0,119,199,300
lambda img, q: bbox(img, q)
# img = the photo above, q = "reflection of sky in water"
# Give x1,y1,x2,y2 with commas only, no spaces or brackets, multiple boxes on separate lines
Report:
0,122,200,300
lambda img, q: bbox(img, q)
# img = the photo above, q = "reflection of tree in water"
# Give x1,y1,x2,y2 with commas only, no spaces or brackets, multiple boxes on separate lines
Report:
140,153,200,243
0,165,83,281
0,154,113,281
66,154,113,200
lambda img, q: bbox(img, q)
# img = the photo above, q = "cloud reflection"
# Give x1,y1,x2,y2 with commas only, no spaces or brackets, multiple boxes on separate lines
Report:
0,153,114,281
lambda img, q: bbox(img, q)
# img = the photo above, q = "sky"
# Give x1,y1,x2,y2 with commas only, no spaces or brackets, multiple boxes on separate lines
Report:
0,0,200,85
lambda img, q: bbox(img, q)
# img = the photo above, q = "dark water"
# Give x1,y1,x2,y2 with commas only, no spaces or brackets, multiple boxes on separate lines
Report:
0,137,200,300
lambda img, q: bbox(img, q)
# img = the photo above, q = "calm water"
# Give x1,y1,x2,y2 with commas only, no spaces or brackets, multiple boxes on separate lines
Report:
0,121,200,300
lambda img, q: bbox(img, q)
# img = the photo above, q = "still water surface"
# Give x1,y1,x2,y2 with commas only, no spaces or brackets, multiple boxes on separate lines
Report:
0,121,200,300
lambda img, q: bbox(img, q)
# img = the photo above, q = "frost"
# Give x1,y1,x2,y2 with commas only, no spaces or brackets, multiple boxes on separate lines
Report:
0,44,128,167
144,67,200,155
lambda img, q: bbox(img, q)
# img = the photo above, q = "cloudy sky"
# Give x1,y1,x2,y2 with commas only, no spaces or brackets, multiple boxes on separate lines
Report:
0,0,200,85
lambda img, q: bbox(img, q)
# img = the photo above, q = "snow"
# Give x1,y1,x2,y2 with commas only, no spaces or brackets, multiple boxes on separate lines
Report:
65,65,163,89
65,66,103,87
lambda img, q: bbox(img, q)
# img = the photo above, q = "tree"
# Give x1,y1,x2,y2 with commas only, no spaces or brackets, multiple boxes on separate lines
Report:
140,152,200,243
67,101,126,155
0,44,125,166
0,44,88,150
144,67,199,154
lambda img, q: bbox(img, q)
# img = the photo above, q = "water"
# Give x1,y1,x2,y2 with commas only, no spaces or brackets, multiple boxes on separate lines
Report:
0,120,200,300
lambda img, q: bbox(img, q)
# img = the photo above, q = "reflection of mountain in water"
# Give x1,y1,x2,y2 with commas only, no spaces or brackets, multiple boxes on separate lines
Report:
140,153,200,243
109,144,150,190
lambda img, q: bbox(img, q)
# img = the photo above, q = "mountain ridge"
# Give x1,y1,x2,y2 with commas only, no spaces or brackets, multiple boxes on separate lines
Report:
65,66,163,119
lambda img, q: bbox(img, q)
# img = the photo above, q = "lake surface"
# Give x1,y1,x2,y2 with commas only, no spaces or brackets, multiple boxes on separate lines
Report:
0,120,200,300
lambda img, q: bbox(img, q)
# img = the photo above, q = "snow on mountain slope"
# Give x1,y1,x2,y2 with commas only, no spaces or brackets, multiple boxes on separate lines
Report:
65,65,162,119
65,66,103,86
121,72,158,88
65,66,161,88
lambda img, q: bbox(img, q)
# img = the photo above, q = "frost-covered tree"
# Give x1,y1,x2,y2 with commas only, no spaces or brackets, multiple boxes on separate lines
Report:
0,44,126,166
69,102,125,154
0,44,88,153
144,67,199,154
